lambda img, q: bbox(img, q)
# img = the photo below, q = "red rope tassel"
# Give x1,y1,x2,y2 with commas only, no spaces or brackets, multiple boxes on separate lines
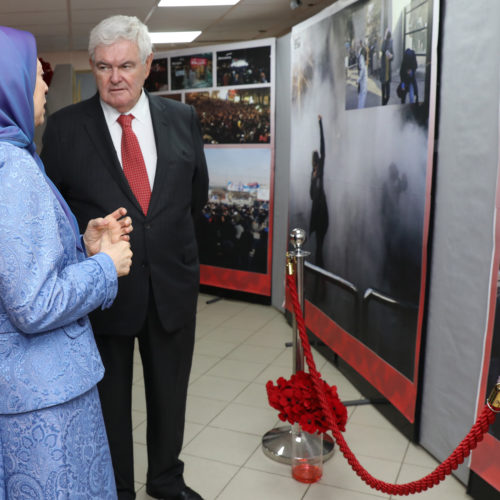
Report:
286,272,497,495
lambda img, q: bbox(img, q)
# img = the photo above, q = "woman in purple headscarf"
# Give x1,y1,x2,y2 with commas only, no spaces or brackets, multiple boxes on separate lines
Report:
0,27,134,498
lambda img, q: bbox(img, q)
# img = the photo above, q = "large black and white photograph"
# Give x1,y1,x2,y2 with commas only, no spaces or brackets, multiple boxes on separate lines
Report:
198,148,271,274
186,88,271,144
289,0,435,382
216,46,271,86
344,0,430,110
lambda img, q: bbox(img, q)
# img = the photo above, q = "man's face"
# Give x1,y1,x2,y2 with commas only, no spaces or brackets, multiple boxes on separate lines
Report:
90,39,153,113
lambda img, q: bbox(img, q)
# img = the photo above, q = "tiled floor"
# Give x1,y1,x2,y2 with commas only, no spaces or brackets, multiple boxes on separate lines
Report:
132,294,472,500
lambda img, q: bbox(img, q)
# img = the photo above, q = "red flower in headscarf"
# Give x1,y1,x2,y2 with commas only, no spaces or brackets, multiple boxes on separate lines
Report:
39,57,53,87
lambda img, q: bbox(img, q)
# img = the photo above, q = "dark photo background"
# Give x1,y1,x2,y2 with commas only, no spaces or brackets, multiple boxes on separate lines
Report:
145,57,168,92
488,284,500,438
216,46,271,86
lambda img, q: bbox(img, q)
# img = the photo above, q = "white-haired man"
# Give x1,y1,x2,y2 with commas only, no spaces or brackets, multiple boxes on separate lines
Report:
42,15,208,500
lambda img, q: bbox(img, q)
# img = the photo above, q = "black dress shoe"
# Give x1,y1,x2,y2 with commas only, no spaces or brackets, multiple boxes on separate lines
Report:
159,486,204,500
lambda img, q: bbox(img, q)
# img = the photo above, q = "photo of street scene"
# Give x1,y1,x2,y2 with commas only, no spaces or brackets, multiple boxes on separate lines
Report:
344,0,430,109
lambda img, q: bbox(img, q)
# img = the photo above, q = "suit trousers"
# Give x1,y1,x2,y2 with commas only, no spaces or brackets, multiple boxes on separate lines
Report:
95,288,196,500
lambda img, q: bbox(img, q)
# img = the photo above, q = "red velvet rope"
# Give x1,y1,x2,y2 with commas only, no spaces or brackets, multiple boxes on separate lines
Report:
287,272,497,495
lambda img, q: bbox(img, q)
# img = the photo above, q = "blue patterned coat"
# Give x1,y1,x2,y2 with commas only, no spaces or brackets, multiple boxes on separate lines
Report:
0,142,118,414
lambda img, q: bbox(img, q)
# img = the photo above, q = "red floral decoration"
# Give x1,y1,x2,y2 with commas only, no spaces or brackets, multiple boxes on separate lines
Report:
266,370,348,434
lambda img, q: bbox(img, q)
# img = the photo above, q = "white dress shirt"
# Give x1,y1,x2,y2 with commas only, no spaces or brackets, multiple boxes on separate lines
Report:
100,90,158,190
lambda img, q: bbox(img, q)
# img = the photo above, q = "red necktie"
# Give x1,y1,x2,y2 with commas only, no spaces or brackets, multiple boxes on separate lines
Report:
117,114,151,215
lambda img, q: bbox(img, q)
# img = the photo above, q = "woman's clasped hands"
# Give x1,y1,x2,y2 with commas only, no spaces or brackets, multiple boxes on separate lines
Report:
83,207,133,277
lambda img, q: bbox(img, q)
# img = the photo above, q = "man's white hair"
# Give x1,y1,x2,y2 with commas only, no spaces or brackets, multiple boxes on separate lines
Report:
89,15,153,63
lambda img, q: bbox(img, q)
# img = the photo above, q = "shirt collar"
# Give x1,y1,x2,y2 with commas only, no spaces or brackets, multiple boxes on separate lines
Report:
100,89,150,126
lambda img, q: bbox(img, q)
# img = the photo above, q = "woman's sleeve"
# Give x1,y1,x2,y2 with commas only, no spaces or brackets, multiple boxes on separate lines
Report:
0,150,117,334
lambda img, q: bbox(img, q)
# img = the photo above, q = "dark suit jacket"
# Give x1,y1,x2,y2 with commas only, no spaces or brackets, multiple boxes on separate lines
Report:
41,93,209,336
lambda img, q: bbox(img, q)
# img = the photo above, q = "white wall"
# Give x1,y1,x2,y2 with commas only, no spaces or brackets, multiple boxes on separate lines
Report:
420,0,500,483
271,33,292,311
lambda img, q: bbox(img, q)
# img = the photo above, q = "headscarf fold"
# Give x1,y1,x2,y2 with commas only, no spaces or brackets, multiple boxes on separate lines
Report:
0,26,83,251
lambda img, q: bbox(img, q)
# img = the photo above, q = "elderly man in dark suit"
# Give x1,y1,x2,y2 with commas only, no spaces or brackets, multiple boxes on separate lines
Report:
41,15,208,500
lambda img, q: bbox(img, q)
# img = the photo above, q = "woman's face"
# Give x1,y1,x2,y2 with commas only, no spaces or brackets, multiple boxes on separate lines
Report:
33,59,48,127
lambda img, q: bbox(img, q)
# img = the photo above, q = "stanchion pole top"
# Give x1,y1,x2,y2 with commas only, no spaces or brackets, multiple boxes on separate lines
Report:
289,228,310,258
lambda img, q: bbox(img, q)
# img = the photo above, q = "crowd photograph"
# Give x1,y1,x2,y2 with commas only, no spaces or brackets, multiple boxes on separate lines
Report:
186,89,270,144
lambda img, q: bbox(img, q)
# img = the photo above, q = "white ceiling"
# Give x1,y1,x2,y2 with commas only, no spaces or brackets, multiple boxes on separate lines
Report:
1,0,338,53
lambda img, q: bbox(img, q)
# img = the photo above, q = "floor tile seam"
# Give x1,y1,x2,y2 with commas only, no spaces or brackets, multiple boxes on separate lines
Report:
190,376,254,405
181,450,250,471
186,393,243,404
200,325,252,344
205,360,276,384
206,304,253,321
301,483,312,500
209,357,271,370
206,323,269,334
242,462,291,479
211,462,243,500
205,422,270,438
189,367,262,388
230,311,281,330
345,421,406,432
194,340,243,354
344,420,412,436
180,424,206,450
202,373,269,384
313,481,391,499
185,402,231,427
193,341,243,367
239,440,271,473
337,451,407,469
188,373,203,386
242,339,292,349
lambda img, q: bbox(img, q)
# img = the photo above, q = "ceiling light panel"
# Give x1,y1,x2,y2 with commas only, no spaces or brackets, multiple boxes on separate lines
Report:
149,31,202,43
159,0,240,6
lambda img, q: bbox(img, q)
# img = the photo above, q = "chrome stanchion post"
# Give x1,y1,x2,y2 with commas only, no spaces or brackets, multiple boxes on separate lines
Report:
290,228,307,375
262,228,334,464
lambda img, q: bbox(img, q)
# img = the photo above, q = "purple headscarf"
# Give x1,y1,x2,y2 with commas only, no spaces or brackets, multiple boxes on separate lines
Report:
0,26,83,250
0,26,37,153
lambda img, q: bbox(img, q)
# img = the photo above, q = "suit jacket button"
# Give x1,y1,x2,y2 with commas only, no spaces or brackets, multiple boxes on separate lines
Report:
145,224,151,230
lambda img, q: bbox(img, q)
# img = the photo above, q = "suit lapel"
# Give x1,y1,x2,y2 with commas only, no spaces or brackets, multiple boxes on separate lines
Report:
148,94,170,218
83,95,144,215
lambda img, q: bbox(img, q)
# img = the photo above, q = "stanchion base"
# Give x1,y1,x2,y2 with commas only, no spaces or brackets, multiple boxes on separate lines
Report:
262,426,335,464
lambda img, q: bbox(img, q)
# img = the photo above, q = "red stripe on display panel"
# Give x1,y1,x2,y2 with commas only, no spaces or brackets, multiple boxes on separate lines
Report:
293,299,417,422
200,264,271,296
